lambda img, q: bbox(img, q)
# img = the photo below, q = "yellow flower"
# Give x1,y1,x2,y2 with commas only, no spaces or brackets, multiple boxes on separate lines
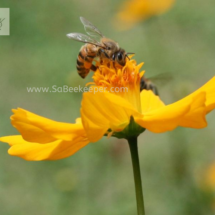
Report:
81,58,215,142
115,0,175,30
1,57,215,161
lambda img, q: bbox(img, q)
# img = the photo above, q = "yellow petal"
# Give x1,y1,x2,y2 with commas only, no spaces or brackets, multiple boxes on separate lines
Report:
140,90,165,113
136,90,208,132
0,135,26,146
11,108,85,143
169,77,215,128
136,76,215,132
180,76,215,114
178,92,207,128
0,135,89,161
11,121,56,143
81,91,141,142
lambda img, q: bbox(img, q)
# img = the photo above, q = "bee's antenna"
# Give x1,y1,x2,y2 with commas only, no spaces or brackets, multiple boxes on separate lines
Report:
126,55,130,60
126,52,135,60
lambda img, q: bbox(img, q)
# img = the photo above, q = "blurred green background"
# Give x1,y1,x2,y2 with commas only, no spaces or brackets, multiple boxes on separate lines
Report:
1,0,215,214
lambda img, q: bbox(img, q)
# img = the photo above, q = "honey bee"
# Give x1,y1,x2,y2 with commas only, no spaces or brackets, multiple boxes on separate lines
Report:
67,17,133,78
140,73,172,95
140,76,159,95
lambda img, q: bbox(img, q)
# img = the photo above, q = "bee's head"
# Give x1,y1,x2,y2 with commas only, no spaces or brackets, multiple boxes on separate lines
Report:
112,50,135,66
112,49,127,66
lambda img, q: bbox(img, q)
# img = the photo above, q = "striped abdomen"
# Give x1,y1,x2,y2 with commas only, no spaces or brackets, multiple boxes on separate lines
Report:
76,44,98,78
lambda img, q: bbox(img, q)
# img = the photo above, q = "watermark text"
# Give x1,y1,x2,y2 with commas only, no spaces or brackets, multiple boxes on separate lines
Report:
26,85,128,94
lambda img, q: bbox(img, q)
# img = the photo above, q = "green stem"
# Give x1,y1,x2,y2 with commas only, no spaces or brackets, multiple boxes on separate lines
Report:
128,137,145,215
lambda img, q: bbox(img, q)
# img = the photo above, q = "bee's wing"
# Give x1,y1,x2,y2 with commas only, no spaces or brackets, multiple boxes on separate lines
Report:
80,17,104,38
67,33,104,48
147,73,173,84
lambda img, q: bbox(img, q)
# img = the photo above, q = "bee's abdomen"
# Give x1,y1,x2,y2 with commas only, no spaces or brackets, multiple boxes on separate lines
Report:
76,45,97,79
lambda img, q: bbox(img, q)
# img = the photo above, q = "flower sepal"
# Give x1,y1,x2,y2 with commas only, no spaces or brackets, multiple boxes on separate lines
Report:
112,116,145,139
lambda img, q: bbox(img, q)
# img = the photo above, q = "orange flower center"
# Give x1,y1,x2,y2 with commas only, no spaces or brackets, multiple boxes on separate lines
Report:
90,57,144,112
